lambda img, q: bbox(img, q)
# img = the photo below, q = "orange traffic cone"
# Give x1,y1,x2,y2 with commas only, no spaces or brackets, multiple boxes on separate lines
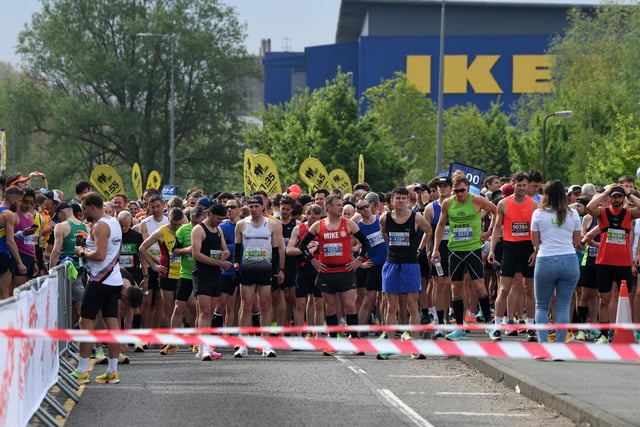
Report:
612,280,635,344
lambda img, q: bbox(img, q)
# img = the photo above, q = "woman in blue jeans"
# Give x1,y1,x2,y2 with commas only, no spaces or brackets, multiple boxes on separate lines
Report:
530,180,582,343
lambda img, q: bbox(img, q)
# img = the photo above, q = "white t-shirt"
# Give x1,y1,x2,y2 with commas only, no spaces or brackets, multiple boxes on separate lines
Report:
531,208,581,257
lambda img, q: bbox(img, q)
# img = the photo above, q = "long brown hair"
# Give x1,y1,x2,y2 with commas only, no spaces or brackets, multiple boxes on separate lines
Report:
539,180,569,225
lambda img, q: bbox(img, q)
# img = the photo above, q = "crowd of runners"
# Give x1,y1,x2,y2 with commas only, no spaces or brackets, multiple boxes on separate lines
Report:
1,167,639,383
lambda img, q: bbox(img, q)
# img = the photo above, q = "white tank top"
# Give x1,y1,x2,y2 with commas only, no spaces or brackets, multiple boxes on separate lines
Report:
241,217,272,268
142,215,168,257
86,216,123,286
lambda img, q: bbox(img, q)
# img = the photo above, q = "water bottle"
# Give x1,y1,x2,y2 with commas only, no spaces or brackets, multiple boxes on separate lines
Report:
434,257,444,276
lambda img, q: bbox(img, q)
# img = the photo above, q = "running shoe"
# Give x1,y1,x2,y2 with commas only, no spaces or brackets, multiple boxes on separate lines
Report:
634,330,640,343
118,353,130,364
160,344,179,355
200,350,212,361
411,353,426,360
517,320,528,333
575,330,586,342
262,347,276,358
595,335,609,344
95,371,119,384
464,311,477,324
322,349,336,356
209,351,223,360
565,331,575,343
488,328,502,341
376,353,392,360
95,348,107,365
378,331,388,340
445,330,467,341
526,329,537,342
400,331,412,341
432,329,446,339
505,320,518,337
192,345,200,353
234,345,249,358
71,369,90,385
133,342,145,353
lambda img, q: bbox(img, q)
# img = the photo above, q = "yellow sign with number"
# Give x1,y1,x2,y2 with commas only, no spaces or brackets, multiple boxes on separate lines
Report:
90,165,125,200
131,162,143,200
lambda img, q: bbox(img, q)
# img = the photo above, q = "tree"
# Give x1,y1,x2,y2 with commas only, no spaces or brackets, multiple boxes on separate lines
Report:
362,72,437,181
245,71,408,191
6,0,260,193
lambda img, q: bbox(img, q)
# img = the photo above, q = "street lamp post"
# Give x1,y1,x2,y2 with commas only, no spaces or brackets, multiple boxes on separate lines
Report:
136,32,176,186
435,0,446,175
541,110,573,179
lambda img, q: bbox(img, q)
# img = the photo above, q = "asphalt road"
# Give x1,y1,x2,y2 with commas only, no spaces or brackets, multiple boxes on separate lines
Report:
63,346,575,427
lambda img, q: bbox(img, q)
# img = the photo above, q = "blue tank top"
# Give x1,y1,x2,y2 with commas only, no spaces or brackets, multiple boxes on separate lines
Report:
358,216,387,265
0,207,9,255
219,220,236,276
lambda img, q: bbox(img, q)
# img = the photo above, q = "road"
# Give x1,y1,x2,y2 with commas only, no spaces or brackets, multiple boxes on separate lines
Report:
63,346,575,427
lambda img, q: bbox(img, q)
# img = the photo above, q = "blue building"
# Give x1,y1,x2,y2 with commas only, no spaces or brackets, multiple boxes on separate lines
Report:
263,0,598,111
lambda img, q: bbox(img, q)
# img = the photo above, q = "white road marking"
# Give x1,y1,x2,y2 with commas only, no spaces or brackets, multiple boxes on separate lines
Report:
436,392,502,396
378,389,435,427
433,411,532,417
388,374,465,378
348,366,367,374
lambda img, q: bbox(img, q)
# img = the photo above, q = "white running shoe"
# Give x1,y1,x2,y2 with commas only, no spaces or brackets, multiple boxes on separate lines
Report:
262,347,276,358
234,345,249,358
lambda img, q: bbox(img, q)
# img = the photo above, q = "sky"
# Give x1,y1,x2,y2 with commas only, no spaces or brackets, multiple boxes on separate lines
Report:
0,0,342,66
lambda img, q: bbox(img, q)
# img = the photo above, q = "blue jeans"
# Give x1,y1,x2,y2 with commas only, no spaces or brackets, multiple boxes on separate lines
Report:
534,254,579,343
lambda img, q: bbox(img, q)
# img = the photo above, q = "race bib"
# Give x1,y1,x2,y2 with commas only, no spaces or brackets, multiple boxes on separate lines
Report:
442,225,450,241
210,249,221,260
511,222,529,237
23,234,37,246
388,231,410,246
588,246,598,257
121,243,138,255
169,255,181,265
244,247,268,262
323,243,343,257
606,228,626,245
452,225,472,241
119,255,134,268
367,231,385,247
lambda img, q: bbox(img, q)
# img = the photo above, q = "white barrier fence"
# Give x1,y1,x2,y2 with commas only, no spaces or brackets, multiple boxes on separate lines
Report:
0,266,74,427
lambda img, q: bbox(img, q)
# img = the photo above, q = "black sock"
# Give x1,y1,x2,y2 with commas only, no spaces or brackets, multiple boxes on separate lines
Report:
437,310,445,325
326,314,339,338
452,298,464,326
478,294,492,324
211,312,224,328
421,308,430,318
132,314,141,329
252,312,261,327
577,306,589,324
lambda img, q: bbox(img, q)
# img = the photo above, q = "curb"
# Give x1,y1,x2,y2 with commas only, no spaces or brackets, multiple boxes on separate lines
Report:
462,356,634,427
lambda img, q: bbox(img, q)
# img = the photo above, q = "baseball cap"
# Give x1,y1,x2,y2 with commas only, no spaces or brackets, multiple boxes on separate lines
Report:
71,203,83,214
610,187,626,197
567,185,582,195
8,175,30,187
53,202,73,221
408,183,429,193
198,196,212,208
501,183,514,197
435,176,452,186
285,184,302,200
44,190,61,205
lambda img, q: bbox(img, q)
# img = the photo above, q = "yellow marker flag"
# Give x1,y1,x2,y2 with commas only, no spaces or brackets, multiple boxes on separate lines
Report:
131,163,143,200
0,130,6,174
299,158,330,193
250,154,282,195
358,154,365,183
90,165,125,200
243,149,252,196
328,169,353,194
146,170,162,190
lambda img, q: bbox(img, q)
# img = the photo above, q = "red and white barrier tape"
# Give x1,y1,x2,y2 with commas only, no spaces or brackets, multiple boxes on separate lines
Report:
0,325,639,361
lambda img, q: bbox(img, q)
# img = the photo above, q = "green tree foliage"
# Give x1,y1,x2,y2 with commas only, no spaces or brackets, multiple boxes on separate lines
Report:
245,72,408,191
361,73,437,181
4,0,259,193
442,102,511,178
510,4,640,184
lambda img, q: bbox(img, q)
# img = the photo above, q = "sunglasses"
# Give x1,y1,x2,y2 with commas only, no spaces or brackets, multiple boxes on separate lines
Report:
453,188,467,194
356,204,370,210
226,205,238,210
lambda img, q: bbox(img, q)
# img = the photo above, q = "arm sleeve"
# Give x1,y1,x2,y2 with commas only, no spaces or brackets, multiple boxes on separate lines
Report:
353,230,369,259
234,243,243,264
298,231,316,261
271,247,280,275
